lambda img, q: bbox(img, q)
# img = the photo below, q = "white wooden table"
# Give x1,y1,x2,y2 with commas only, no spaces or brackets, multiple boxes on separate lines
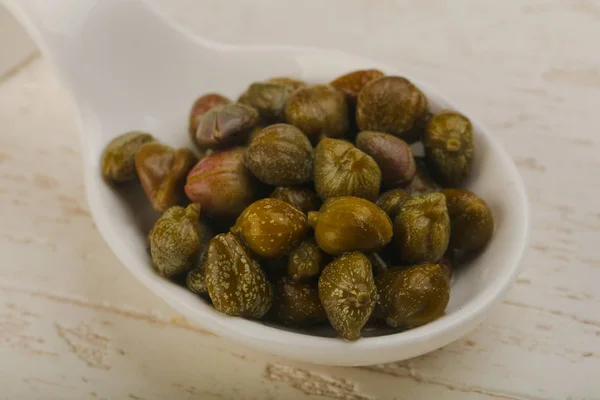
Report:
1,1,598,399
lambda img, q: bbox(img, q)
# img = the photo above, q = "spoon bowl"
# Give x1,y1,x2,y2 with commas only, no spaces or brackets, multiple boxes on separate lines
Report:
6,0,529,366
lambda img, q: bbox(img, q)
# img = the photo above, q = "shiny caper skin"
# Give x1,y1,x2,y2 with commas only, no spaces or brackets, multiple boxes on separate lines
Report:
188,93,231,143
442,189,494,255
356,76,429,143
287,238,327,281
405,157,441,197
308,196,393,255
376,188,410,220
272,277,326,326
195,103,260,150
318,252,377,340
232,198,309,259
186,267,207,295
423,111,474,187
314,138,381,202
101,131,154,182
356,131,416,187
269,186,321,214
205,233,272,318
245,124,313,185
238,82,295,122
149,204,202,278
393,193,450,264
330,69,385,106
375,264,449,328
135,142,198,213
285,84,349,143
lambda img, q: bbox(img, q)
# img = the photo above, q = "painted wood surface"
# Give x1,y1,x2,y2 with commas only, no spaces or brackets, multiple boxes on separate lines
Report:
0,1,598,398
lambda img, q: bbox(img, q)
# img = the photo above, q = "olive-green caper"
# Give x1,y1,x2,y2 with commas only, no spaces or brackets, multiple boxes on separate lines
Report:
442,189,494,255
269,186,321,214
423,111,474,187
393,193,450,264
267,76,307,90
375,264,449,328
287,238,327,281
356,76,429,143
135,142,198,213
149,204,202,278
376,188,410,219
195,103,260,150
405,156,441,197
318,252,377,340
314,138,381,202
186,267,207,295
205,232,272,318
285,84,349,143
232,198,309,259
238,82,295,123
272,277,326,326
245,124,313,185
188,93,231,143
308,196,393,255
356,131,416,187
101,131,155,182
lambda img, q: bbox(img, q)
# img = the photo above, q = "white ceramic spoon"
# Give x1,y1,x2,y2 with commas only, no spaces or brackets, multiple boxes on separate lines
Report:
5,0,529,366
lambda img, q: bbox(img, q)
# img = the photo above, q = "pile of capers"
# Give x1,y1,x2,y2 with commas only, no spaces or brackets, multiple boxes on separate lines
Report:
100,70,494,341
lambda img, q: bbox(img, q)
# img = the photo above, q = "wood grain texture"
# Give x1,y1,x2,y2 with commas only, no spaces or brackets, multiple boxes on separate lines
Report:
1,0,599,398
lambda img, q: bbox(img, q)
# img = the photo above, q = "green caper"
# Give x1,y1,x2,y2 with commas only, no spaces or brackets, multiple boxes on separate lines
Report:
101,131,155,182
186,267,207,295
287,238,327,281
285,84,349,143
231,198,309,259
375,264,449,328
393,193,450,264
270,186,321,214
245,124,313,185
149,204,202,278
376,188,410,219
442,189,494,255
318,252,377,340
423,111,474,187
238,82,295,122
314,138,381,202
308,196,393,256
271,277,326,326
205,232,272,318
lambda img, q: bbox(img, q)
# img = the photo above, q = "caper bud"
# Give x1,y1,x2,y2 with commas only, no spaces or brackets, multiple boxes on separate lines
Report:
195,103,260,150
135,142,198,213
238,82,295,123
205,233,272,318
269,186,321,214
245,124,313,185
423,111,474,187
405,156,441,197
393,193,450,264
442,189,494,255
308,196,393,255
185,219,215,295
314,138,381,202
287,238,327,282
232,198,309,259
356,76,429,143
330,69,385,107
376,188,410,219
285,84,349,143
356,131,416,188
186,267,207,295
272,277,326,326
101,131,155,182
375,264,449,328
318,252,377,340
188,93,231,144
185,147,259,217
149,204,202,278
267,76,307,90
